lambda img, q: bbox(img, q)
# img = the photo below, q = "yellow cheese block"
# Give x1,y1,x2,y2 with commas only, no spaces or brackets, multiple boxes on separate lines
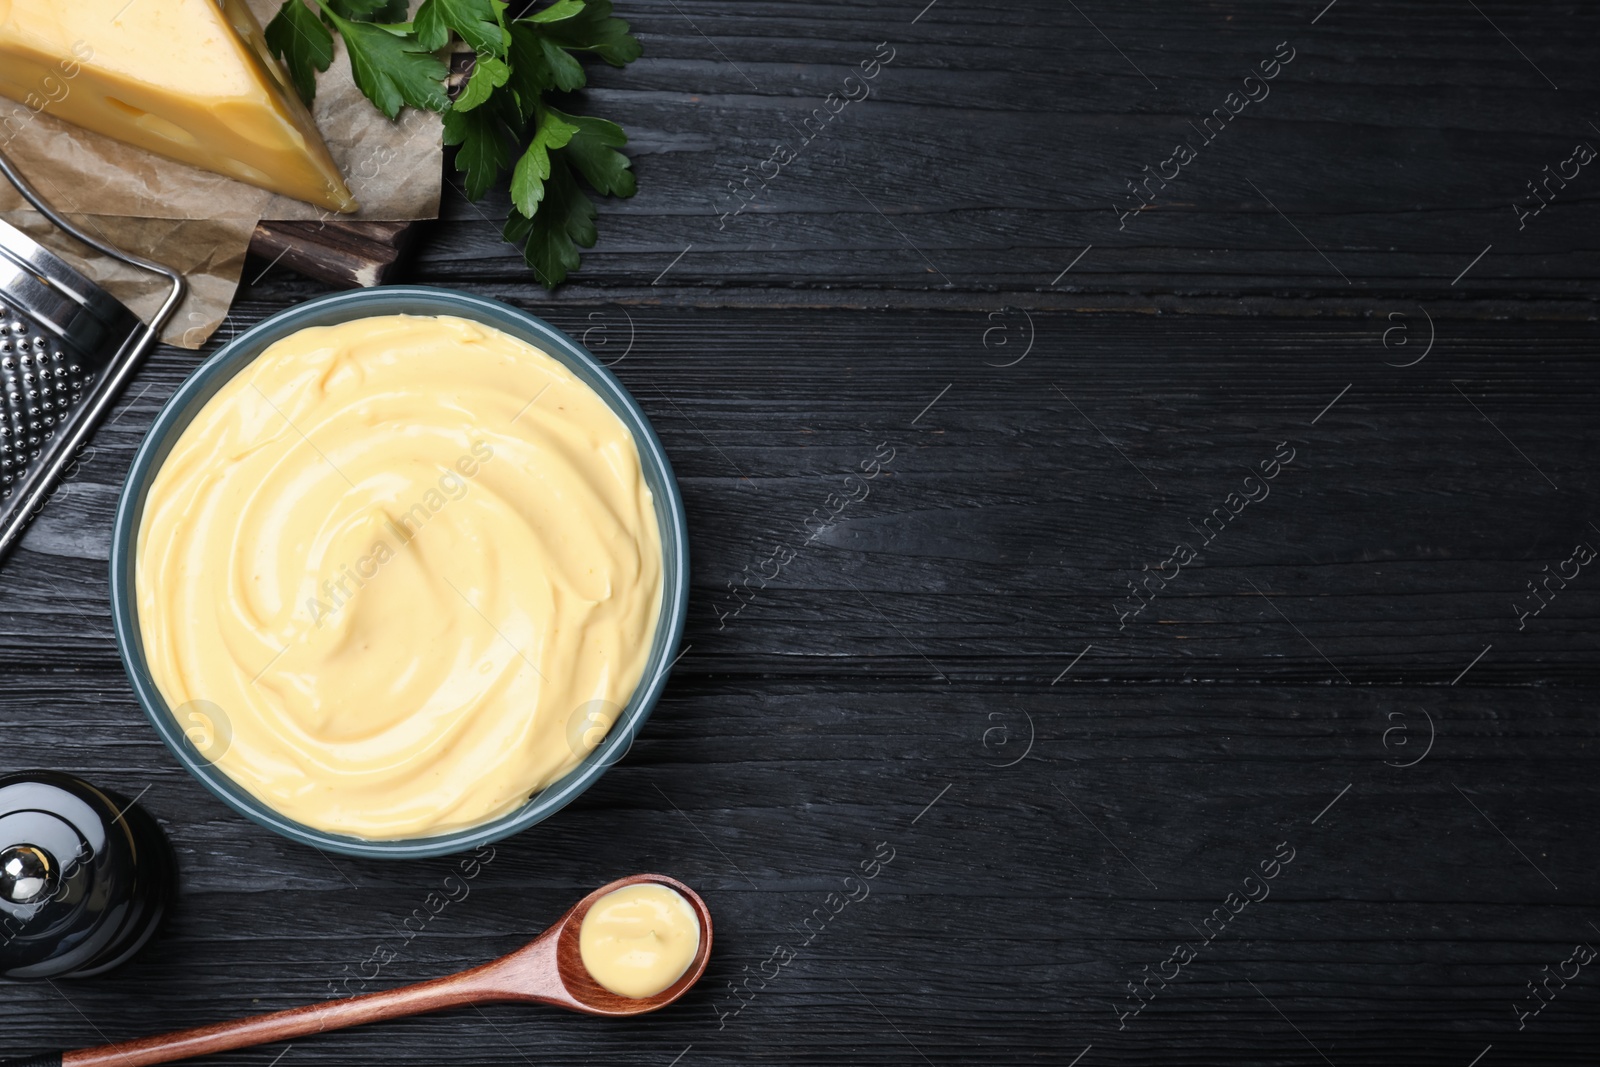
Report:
0,0,356,212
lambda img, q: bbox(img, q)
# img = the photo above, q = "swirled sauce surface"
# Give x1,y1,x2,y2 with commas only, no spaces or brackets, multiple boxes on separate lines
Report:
135,314,663,839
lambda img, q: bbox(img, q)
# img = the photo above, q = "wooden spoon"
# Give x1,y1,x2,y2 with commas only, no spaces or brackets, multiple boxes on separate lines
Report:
4,874,711,1067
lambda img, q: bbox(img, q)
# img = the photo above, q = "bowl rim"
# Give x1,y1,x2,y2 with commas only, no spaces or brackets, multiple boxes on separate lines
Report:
108,286,689,859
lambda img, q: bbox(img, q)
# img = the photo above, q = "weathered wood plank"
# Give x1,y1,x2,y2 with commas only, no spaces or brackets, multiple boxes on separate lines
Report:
5,309,1596,687
0,676,1594,1063
2,0,1598,1061
375,0,1600,308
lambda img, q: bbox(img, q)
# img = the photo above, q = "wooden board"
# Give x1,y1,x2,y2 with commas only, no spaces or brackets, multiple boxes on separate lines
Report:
247,220,420,290
5,1,1600,1065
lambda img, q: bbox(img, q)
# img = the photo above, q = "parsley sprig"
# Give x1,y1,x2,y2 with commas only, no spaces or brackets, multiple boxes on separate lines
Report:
265,0,640,286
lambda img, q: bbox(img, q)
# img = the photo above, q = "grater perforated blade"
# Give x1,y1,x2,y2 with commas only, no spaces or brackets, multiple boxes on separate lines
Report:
0,148,183,563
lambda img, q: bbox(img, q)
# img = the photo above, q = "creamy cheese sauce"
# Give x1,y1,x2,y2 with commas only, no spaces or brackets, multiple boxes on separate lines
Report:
579,883,701,998
135,314,663,839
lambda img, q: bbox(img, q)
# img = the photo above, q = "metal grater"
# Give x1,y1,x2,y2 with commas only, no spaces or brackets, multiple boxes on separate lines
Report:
0,148,183,562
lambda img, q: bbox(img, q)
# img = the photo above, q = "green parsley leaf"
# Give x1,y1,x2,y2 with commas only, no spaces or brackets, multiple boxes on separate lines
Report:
524,0,584,23
535,31,587,91
548,108,635,197
443,105,513,200
264,0,334,104
282,0,640,286
540,157,599,250
453,53,510,111
509,108,580,216
531,0,640,67
326,0,410,19
504,155,595,287
316,1,449,119
504,22,554,118
412,1,451,50
414,0,509,57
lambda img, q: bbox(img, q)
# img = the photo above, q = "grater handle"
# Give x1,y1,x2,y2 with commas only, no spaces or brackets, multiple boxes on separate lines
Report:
0,151,185,306
0,148,184,559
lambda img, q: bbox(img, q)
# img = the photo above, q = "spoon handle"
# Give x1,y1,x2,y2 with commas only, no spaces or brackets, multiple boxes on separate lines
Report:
33,966,501,1067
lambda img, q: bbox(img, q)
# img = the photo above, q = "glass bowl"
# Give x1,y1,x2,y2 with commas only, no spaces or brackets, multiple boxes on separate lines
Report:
108,287,689,859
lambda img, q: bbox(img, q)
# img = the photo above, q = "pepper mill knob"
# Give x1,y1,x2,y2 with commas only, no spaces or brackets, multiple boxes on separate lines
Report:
0,771,177,979
0,844,54,904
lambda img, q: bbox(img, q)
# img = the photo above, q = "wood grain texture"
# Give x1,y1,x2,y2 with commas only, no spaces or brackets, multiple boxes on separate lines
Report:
3,0,1599,1064
408,0,1600,313
54,876,710,1067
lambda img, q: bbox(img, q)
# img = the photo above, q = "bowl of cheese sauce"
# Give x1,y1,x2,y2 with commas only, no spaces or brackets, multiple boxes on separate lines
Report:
109,288,688,858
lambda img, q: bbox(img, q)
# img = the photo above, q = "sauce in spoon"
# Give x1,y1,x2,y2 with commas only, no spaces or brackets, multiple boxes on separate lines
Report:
12,874,711,1067
580,883,702,998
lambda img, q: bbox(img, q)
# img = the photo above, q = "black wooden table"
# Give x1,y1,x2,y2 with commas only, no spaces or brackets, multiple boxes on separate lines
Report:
4,1,1598,1063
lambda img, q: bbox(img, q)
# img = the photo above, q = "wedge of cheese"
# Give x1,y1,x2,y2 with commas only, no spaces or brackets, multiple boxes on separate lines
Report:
0,0,356,212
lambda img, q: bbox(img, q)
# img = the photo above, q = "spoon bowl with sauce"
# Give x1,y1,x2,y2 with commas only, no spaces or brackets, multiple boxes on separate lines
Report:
0,875,711,1067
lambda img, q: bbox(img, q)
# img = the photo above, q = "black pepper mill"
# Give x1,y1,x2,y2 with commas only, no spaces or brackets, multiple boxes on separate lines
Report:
0,771,176,980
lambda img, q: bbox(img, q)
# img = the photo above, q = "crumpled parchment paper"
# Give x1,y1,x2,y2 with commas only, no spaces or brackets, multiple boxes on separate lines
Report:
0,0,442,347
